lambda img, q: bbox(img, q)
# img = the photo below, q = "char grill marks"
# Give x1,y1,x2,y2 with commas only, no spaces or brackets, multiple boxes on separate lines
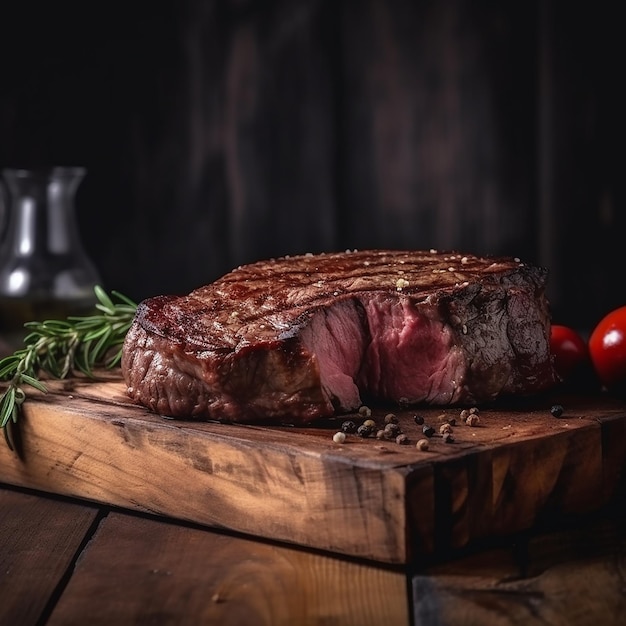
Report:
186,249,532,328
212,250,521,304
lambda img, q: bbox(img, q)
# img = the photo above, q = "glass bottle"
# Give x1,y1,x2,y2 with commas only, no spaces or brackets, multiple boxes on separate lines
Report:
0,167,101,346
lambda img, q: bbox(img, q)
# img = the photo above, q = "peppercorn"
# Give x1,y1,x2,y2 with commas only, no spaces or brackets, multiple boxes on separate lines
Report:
383,422,401,438
460,409,470,422
395,433,409,445
447,417,457,426
416,438,429,451
436,413,448,423
333,431,346,444
363,418,377,430
442,432,454,444
413,414,425,425
439,423,453,435
341,420,357,434
376,429,386,440
384,413,398,424
550,404,564,418
357,424,372,437
422,425,435,437
466,414,480,427
469,407,479,415
358,405,372,418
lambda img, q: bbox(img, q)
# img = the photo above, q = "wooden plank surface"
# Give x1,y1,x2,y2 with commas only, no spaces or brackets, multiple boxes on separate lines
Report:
1,372,625,564
0,487,100,626
47,510,410,626
412,508,626,625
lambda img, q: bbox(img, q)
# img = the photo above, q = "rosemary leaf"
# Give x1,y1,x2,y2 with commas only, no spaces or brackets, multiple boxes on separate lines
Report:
0,387,16,428
0,358,19,379
93,328,113,362
94,285,115,311
19,374,48,393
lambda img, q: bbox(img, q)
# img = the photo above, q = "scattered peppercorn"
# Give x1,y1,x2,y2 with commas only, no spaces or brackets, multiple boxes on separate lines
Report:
395,433,409,445
398,397,409,408
333,431,346,444
384,413,398,424
460,409,470,422
357,424,372,437
442,432,454,444
439,423,453,435
358,405,372,418
416,438,429,451
363,419,377,430
469,407,479,415
383,423,401,438
550,404,564,418
422,425,435,437
376,429,386,440
413,414,425,425
466,414,480,427
341,420,357,434
437,413,448,423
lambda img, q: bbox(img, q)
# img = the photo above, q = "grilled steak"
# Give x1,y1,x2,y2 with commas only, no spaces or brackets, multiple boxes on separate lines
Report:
121,249,556,423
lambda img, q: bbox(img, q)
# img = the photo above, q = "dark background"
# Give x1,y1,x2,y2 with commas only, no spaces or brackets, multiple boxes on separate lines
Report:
0,0,623,330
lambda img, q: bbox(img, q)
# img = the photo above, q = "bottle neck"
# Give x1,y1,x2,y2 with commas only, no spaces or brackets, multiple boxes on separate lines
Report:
2,168,85,258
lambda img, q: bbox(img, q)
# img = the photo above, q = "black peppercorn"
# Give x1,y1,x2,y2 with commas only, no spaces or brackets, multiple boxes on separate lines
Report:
341,420,357,433
442,432,454,444
357,424,372,437
550,404,564,418
413,414,425,425
422,425,435,437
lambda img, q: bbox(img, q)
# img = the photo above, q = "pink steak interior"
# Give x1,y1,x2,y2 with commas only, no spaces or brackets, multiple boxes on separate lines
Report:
300,295,465,411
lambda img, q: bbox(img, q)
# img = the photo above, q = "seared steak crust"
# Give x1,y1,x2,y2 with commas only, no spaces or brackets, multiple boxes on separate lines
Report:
121,250,556,423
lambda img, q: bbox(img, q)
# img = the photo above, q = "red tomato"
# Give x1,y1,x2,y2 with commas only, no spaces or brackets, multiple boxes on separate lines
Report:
589,306,626,391
550,324,589,382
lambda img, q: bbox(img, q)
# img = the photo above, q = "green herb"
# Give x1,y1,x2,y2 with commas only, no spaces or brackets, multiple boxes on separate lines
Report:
0,286,137,451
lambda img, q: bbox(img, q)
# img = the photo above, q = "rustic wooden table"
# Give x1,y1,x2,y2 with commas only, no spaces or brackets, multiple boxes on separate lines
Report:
1,482,625,625
2,370,626,624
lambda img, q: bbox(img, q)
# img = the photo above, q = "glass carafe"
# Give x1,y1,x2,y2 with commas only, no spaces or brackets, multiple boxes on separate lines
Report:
0,167,101,345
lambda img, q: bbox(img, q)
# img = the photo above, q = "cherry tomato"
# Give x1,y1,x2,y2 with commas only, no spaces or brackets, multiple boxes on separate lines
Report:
550,324,589,382
589,305,626,392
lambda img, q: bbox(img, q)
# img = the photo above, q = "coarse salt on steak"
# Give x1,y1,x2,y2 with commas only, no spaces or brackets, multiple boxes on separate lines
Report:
121,249,556,423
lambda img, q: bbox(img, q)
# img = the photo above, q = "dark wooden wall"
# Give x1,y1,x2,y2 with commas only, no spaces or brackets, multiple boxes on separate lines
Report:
0,0,623,330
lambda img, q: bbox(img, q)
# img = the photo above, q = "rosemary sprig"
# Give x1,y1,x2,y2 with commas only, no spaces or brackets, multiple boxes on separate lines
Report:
0,286,137,451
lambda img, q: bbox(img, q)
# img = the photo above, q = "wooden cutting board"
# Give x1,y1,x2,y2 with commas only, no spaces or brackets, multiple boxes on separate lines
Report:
1,372,625,564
